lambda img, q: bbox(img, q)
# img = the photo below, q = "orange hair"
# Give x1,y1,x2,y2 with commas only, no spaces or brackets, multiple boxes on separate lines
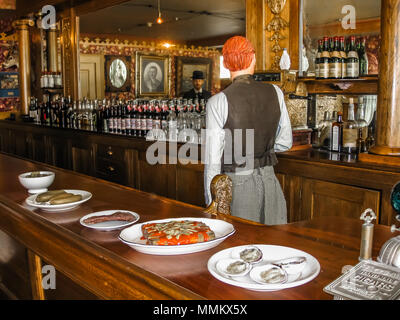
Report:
222,36,255,72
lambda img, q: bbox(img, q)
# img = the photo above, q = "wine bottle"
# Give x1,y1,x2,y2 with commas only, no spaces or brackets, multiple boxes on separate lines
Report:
346,36,359,79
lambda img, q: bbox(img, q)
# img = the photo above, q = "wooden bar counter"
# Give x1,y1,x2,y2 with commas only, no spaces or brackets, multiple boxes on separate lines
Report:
1,120,400,226
0,152,397,300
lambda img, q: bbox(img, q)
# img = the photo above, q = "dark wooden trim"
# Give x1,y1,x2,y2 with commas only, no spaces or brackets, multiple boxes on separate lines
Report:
27,250,45,300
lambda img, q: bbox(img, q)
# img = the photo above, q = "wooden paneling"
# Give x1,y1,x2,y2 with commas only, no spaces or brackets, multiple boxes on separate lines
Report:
176,163,204,207
70,139,93,176
0,230,32,300
301,178,380,220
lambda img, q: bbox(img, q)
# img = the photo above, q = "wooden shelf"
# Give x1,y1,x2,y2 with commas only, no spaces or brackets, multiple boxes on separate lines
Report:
298,76,378,95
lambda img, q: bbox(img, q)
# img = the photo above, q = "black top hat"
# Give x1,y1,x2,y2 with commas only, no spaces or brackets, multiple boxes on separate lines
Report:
192,71,205,79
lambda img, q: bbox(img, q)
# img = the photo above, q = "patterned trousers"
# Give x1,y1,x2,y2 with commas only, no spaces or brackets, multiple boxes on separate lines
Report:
225,165,287,225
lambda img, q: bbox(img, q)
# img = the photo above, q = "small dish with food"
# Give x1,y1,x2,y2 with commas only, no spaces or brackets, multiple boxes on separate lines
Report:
18,171,55,194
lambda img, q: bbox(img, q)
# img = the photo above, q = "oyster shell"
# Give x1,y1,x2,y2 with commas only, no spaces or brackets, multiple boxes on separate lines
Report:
250,264,288,285
231,246,263,264
272,256,307,274
216,258,251,277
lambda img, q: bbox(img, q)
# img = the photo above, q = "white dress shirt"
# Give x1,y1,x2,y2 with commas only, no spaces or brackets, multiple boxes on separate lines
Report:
204,84,292,206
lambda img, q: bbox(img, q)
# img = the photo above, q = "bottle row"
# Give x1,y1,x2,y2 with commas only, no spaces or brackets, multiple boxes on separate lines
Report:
28,96,208,144
316,96,376,154
315,35,369,80
40,71,63,89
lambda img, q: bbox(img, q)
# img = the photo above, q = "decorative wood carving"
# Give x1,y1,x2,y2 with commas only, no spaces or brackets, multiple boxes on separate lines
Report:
205,174,232,216
61,17,72,97
266,0,289,70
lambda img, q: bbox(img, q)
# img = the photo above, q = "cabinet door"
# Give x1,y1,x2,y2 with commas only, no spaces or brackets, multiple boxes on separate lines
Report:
301,178,380,221
176,163,205,207
71,140,94,176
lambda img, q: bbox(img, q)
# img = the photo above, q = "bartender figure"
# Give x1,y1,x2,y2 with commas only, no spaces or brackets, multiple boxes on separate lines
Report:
183,71,212,101
204,36,292,225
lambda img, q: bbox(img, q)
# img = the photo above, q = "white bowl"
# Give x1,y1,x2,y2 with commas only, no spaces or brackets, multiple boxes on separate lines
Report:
18,171,55,194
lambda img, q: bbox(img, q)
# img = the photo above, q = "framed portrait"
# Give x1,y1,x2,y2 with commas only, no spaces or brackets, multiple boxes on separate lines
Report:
136,53,169,97
176,57,212,97
105,55,131,92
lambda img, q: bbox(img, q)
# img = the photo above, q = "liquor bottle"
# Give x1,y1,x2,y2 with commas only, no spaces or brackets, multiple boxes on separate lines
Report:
346,36,359,79
167,101,178,142
29,97,37,122
319,37,330,79
356,96,368,140
116,101,122,134
331,111,343,152
339,36,347,79
45,101,52,126
342,98,358,153
108,102,114,134
120,102,126,135
358,37,369,76
141,103,148,137
315,39,323,79
356,128,366,154
365,126,375,151
154,102,161,130
130,101,137,137
161,101,168,134
329,36,342,79
318,111,332,149
103,103,109,133
136,103,143,138
125,102,131,136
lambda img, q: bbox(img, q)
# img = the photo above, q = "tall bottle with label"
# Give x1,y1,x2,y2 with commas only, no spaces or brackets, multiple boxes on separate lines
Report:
342,98,358,153
329,36,342,79
331,111,343,152
346,36,359,79
358,37,369,76
339,36,347,79
319,37,330,79
315,39,323,79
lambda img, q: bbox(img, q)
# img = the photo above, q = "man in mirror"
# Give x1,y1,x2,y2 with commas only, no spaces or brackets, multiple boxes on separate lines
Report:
183,71,211,101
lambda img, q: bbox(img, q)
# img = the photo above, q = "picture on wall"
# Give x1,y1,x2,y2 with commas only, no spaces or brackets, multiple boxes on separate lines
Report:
136,52,169,97
176,57,212,97
105,55,131,92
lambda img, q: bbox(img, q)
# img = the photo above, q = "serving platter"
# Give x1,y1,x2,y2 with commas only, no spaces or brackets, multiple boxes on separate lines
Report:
25,190,92,212
207,244,320,291
80,210,140,231
119,217,235,255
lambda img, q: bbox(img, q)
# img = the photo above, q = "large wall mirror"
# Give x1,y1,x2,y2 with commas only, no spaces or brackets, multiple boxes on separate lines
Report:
77,0,246,100
299,0,381,77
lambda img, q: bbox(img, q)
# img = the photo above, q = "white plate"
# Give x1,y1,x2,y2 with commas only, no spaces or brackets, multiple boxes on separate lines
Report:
25,190,92,212
119,217,235,255
207,244,320,291
80,210,140,231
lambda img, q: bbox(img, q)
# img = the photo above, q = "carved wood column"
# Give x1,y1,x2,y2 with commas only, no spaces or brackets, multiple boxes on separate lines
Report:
246,0,299,71
369,0,400,156
60,8,80,100
246,0,266,71
12,18,34,116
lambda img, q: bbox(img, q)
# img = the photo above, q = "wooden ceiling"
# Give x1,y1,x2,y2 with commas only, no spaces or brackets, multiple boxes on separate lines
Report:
79,0,246,44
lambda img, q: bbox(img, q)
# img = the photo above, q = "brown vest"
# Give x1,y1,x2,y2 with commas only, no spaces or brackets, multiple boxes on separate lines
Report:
222,74,281,172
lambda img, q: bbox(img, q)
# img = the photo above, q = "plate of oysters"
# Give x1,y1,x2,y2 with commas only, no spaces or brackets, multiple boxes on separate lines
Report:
25,189,92,212
207,244,320,291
